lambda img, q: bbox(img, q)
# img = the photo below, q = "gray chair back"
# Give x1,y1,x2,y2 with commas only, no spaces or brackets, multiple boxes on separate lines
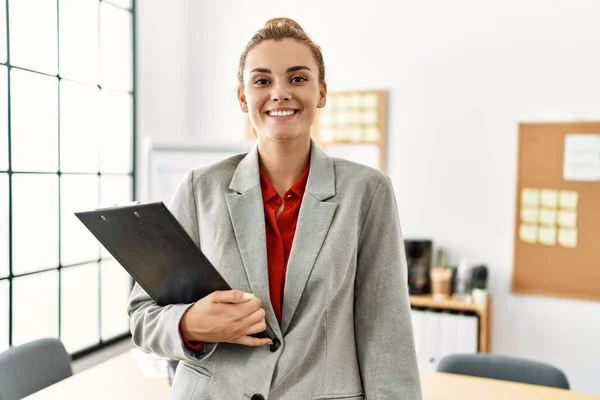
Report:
437,354,569,389
0,338,73,400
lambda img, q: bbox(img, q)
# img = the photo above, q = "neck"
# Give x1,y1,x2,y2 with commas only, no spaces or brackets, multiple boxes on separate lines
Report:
257,136,311,196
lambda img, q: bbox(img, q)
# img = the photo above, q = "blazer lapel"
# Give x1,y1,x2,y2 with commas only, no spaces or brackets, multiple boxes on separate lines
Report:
225,146,281,338
281,142,337,334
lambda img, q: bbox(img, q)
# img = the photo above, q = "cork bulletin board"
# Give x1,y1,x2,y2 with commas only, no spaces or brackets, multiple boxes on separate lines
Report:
511,122,600,302
246,89,387,171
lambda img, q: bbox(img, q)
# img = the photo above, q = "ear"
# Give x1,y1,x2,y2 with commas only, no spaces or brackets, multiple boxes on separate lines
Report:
237,85,248,113
317,82,327,109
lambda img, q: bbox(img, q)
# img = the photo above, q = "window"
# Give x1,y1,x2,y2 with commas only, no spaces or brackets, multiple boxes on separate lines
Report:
0,0,135,357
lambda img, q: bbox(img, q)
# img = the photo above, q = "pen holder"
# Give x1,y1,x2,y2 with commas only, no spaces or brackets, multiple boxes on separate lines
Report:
430,267,452,300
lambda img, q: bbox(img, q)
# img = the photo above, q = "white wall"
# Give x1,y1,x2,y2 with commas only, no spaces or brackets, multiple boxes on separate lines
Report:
135,0,190,142
138,0,600,394
135,0,191,201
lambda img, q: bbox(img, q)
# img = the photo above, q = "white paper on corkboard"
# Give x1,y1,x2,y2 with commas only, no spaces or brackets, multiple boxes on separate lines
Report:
324,143,381,171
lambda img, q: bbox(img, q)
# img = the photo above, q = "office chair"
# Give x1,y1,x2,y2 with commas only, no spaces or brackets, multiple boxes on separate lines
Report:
437,353,570,389
0,338,73,400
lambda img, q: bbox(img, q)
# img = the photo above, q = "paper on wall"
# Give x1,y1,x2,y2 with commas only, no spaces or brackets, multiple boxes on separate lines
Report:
521,188,539,207
519,224,537,244
540,189,558,208
558,229,578,248
539,209,557,226
559,190,579,209
557,210,577,228
538,226,557,246
325,144,380,170
563,134,600,181
520,208,538,224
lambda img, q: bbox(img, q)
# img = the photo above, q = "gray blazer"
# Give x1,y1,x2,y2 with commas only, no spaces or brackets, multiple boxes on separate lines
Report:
128,141,422,400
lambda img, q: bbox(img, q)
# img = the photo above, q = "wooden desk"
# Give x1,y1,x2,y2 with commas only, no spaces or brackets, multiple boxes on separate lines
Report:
23,350,170,400
410,294,491,353
24,350,599,399
421,372,599,400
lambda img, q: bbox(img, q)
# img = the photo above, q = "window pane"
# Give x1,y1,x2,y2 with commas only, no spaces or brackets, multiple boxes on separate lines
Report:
61,263,99,353
100,175,132,207
60,80,100,173
0,65,7,171
12,174,59,275
0,279,8,352
100,259,130,340
59,0,98,84
99,90,132,173
99,175,131,258
10,69,58,172
0,0,7,63
100,3,132,92
104,0,131,10
61,175,99,266
9,0,58,74
12,270,59,345
0,174,7,278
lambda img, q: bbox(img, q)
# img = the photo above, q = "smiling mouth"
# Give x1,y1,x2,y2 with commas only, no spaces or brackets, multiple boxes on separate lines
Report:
267,110,297,117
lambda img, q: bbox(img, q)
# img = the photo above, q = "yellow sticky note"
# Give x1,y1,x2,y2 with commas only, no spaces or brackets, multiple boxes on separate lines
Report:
559,190,579,210
319,112,334,127
336,128,350,140
348,94,361,108
327,95,338,109
520,208,538,223
519,224,537,244
558,210,577,228
340,112,352,126
558,229,578,248
349,128,363,142
365,127,380,141
363,94,378,109
319,128,334,142
521,189,539,207
363,111,378,125
539,210,557,226
540,189,558,208
538,226,556,246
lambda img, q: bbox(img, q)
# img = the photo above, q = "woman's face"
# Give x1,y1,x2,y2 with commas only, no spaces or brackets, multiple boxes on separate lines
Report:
239,38,326,144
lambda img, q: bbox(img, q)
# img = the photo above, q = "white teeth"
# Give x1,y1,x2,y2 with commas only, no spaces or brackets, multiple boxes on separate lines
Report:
269,110,295,117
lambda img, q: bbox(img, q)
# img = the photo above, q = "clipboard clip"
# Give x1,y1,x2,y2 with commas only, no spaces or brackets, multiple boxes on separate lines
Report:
95,201,141,211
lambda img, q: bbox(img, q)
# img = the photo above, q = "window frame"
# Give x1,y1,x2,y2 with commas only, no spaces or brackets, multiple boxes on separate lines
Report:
0,0,136,360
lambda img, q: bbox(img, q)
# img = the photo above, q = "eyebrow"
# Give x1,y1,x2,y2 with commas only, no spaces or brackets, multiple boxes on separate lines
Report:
250,65,312,74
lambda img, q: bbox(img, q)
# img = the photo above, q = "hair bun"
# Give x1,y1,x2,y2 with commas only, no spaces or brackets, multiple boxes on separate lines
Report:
264,17,305,33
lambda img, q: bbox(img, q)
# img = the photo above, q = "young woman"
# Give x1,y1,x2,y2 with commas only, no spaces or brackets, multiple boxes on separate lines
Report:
128,17,422,400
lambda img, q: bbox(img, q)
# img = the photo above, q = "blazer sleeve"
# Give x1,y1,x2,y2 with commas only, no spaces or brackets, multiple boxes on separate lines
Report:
354,175,423,399
127,169,218,362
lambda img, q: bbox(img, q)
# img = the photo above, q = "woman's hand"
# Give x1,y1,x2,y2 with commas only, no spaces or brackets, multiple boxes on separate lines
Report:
179,290,272,347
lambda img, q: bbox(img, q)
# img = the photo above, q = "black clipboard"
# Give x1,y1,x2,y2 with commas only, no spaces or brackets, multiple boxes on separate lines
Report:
75,201,280,351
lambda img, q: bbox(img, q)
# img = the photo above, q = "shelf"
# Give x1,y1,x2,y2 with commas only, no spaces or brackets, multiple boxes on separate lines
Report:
409,294,486,314
409,294,492,353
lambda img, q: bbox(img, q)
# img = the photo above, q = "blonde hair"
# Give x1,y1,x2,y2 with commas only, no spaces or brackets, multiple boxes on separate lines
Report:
237,18,326,86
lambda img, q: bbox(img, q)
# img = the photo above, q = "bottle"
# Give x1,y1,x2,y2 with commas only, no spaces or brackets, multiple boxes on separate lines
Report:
453,257,472,303
430,248,452,300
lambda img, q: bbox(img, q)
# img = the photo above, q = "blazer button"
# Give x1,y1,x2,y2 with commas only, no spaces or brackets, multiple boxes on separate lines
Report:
251,395,265,400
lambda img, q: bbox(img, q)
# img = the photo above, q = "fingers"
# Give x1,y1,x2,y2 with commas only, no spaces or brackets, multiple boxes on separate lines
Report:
244,318,267,336
211,290,254,304
244,307,266,326
236,298,263,318
234,335,272,347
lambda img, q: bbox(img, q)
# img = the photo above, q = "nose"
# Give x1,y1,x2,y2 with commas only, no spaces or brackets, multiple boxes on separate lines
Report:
270,81,291,102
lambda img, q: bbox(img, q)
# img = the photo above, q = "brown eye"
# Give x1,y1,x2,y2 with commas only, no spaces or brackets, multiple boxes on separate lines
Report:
291,75,307,83
253,78,269,85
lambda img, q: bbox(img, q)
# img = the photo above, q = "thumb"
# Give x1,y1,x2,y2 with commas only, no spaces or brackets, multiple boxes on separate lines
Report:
212,289,254,304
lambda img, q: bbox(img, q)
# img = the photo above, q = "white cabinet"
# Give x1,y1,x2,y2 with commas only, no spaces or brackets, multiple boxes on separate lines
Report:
411,309,479,372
